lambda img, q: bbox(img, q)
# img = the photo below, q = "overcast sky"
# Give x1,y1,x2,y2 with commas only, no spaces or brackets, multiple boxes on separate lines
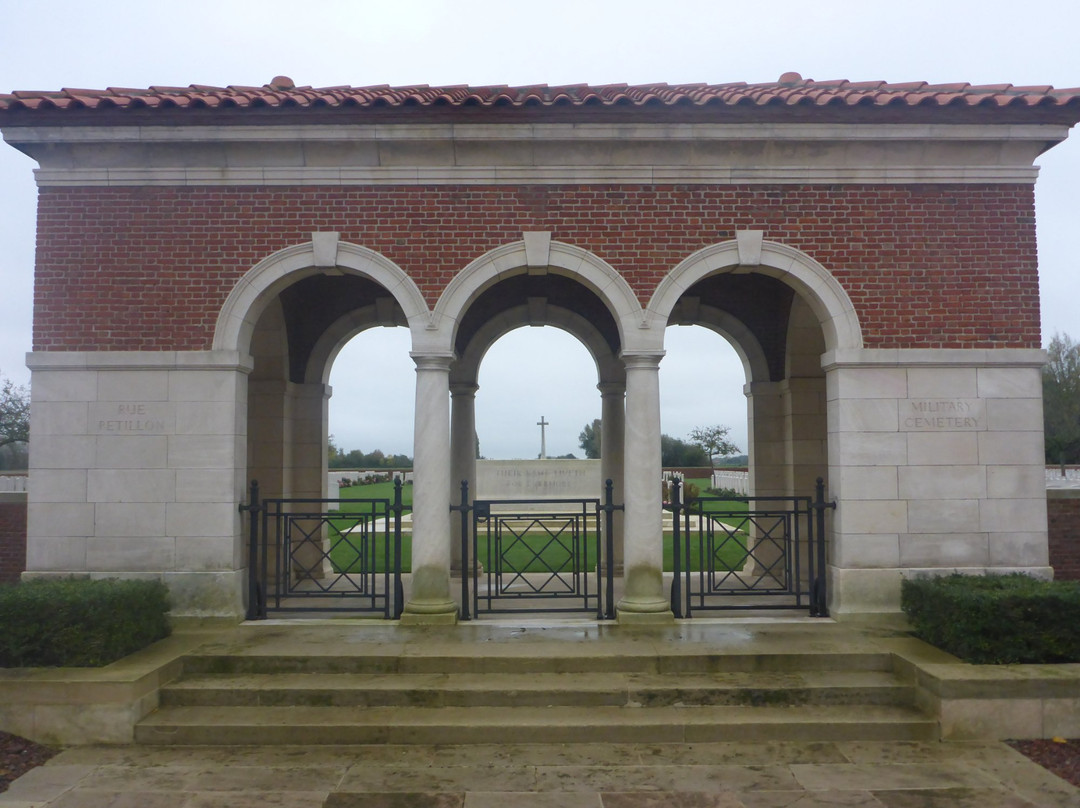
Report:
1,0,1077,459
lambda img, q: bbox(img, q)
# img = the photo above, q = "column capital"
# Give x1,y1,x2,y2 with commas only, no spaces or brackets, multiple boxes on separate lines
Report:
596,381,625,397
745,380,786,396
620,350,665,371
450,382,480,397
410,352,454,372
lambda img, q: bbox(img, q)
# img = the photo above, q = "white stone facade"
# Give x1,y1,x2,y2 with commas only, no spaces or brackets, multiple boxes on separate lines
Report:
824,350,1050,614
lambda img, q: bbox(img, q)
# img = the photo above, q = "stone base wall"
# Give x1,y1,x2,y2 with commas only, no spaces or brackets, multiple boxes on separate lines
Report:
1048,490,1080,580
0,494,28,584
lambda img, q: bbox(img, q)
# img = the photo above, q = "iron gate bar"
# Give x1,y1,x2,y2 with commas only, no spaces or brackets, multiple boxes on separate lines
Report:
241,479,263,620
241,481,405,618
666,478,827,616
811,477,836,617
457,483,622,622
475,500,602,617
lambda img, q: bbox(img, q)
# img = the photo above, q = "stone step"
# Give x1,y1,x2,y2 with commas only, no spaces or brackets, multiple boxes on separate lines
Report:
160,670,913,709
178,650,895,676
135,703,937,746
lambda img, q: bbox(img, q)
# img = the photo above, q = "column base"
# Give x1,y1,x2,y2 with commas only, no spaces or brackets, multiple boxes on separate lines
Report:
615,591,674,624
616,606,675,625
400,599,459,625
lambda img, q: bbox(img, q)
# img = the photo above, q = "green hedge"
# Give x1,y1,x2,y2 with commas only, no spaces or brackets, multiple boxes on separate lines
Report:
901,573,1080,664
0,578,171,667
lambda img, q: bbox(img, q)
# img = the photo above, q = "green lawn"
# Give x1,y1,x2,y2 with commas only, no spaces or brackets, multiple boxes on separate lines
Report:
336,479,413,507
322,482,756,575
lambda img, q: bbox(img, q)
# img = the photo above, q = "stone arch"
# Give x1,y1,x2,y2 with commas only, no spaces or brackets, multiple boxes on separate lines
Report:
213,237,430,355
451,304,624,388
646,238,863,352
303,302,410,385
429,239,645,355
666,301,770,383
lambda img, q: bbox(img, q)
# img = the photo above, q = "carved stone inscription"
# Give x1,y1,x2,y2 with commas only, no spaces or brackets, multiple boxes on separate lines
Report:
90,402,174,434
477,459,601,499
900,399,984,431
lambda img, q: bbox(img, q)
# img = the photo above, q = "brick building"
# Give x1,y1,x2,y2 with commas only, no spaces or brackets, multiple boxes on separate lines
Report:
1,74,1078,620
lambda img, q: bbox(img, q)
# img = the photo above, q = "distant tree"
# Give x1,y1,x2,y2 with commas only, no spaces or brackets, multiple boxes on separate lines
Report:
689,425,740,475
0,373,29,449
327,439,413,469
578,418,602,459
716,454,749,467
0,373,29,471
660,434,708,467
554,452,578,460
1044,332,1080,465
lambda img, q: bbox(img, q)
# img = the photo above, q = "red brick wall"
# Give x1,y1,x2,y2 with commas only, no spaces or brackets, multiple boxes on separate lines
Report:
0,499,27,585
33,184,1039,352
1048,493,1080,581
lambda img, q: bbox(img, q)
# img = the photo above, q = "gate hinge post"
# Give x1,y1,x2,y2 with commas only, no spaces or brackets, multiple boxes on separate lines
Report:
809,477,835,618
449,479,472,621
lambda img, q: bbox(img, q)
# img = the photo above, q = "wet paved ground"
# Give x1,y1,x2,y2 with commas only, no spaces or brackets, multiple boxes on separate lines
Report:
2,739,1078,807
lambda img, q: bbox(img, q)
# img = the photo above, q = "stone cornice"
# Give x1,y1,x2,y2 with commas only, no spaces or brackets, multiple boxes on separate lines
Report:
821,348,1047,370
4,122,1063,187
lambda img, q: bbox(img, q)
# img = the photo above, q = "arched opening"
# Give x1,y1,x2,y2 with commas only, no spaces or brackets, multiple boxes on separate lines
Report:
649,242,841,611
442,255,634,615
246,272,413,504
328,326,414,470
660,324,748,482
474,327,598,461
222,240,428,617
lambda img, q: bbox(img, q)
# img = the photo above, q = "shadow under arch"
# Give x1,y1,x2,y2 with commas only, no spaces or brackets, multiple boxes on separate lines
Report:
646,239,862,353
430,239,645,355
213,238,430,355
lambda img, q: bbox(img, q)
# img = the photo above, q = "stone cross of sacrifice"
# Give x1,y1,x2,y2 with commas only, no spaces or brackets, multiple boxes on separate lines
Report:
537,416,549,459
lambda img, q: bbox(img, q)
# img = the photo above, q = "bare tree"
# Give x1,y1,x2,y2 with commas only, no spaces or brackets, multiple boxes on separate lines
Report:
689,425,739,476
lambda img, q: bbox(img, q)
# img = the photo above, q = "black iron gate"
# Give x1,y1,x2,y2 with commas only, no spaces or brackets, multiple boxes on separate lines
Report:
453,480,622,619
666,477,834,617
240,479,405,619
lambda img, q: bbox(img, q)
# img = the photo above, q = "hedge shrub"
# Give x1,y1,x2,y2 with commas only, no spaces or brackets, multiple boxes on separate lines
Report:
901,573,1080,664
0,578,171,667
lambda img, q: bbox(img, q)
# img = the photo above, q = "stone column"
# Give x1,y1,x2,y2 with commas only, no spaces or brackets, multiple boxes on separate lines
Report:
598,382,625,569
746,381,787,498
617,352,673,622
449,383,478,572
744,381,787,578
284,382,333,579
402,353,457,624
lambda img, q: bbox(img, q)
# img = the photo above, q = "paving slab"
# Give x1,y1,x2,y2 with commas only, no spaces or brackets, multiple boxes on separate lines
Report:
2,741,1076,808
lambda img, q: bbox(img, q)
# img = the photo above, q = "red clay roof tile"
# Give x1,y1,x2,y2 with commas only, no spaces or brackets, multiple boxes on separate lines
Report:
1,75,1078,120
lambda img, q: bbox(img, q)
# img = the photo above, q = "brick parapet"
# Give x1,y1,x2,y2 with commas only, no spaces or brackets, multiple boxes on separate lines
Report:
33,184,1039,352
0,494,27,585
